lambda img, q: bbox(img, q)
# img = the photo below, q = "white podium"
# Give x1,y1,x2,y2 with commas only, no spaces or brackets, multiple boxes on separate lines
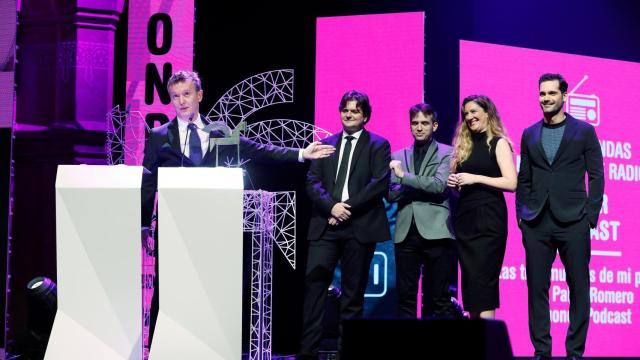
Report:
149,167,244,360
47,165,144,360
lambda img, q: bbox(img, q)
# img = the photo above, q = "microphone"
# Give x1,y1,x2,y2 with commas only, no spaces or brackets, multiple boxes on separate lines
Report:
180,113,196,167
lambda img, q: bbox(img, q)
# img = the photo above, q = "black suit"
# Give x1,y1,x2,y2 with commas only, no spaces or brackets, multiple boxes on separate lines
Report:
516,114,604,357
140,115,299,345
300,129,390,357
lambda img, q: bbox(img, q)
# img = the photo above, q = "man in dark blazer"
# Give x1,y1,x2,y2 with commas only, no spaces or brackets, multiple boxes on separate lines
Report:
516,73,604,360
298,90,391,360
141,70,334,345
388,103,456,318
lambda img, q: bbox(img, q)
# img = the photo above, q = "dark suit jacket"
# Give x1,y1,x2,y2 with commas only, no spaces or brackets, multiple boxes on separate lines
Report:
306,129,391,243
389,141,455,243
516,114,604,226
141,115,299,227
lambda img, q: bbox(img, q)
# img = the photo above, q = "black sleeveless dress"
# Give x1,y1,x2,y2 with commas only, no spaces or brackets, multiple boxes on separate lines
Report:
455,132,508,313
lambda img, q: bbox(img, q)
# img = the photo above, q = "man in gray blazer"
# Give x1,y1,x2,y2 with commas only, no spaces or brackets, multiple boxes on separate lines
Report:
389,103,456,318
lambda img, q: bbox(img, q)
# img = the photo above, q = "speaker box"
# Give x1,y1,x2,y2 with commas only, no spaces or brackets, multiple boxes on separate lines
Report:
342,318,513,359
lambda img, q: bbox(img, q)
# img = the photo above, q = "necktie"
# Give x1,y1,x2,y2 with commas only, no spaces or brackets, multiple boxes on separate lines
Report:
188,123,202,166
332,135,355,201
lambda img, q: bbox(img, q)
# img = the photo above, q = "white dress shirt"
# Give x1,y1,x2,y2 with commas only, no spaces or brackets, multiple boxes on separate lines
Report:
177,115,209,157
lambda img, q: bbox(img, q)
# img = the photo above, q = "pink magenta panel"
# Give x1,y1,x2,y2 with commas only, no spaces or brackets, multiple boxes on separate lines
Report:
125,0,194,165
315,12,424,151
460,40,640,357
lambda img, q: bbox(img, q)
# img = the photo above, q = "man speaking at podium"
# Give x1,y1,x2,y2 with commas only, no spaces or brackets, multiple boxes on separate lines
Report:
140,70,334,344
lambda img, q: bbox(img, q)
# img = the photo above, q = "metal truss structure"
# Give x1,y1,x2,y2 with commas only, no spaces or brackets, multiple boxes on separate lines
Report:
241,120,330,360
206,69,294,128
245,118,332,270
106,105,149,165
243,190,296,360
205,70,332,360
246,118,333,149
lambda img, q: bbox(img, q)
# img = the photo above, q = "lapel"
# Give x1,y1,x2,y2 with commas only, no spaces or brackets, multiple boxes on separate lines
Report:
199,114,218,163
552,115,579,166
404,146,415,174
532,120,550,166
402,145,415,174
167,118,182,155
329,133,342,181
418,140,438,175
348,129,370,178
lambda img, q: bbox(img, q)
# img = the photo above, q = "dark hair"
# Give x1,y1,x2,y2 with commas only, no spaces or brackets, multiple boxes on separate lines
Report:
338,90,372,120
409,103,437,122
168,70,203,92
538,73,568,93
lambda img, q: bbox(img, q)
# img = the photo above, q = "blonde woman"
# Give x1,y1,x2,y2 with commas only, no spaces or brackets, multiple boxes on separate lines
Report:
446,95,517,319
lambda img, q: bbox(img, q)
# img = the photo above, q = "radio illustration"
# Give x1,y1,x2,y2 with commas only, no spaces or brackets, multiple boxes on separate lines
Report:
566,75,600,126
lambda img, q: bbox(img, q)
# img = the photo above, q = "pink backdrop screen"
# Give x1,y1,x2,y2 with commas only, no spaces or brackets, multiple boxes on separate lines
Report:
315,12,424,151
460,40,640,357
125,0,194,165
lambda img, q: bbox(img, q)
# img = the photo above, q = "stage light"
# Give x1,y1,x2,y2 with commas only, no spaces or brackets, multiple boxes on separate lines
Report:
9,277,58,360
26,277,57,344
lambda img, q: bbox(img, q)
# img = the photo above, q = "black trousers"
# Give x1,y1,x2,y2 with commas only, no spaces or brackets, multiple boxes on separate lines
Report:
299,225,376,357
521,208,591,357
395,223,454,318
